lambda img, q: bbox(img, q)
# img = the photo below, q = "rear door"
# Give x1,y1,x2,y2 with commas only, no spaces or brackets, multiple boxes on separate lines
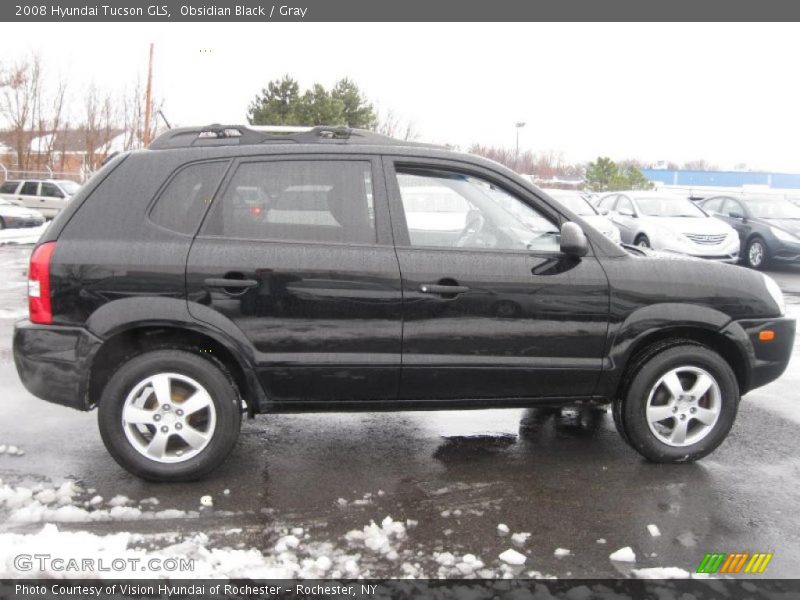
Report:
16,181,41,212
186,155,403,403
384,158,610,402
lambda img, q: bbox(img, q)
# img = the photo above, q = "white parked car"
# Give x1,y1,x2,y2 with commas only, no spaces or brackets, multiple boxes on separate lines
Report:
0,179,80,218
597,191,740,262
543,188,622,243
0,197,45,229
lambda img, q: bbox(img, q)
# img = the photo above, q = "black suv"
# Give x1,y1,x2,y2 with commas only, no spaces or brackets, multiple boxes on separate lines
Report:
13,126,795,481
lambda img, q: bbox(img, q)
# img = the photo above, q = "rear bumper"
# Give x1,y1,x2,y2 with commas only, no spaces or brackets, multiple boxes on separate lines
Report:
721,316,796,393
13,320,102,411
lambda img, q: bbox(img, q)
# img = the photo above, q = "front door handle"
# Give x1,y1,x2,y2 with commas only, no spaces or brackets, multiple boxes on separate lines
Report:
204,278,258,289
420,283,470,295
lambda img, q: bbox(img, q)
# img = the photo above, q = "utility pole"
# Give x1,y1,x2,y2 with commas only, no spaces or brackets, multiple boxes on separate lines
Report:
143,43,154,146
515,121,526,171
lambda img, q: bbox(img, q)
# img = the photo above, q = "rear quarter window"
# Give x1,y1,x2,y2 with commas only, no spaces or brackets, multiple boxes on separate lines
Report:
0,181,20,194
149,161,228,235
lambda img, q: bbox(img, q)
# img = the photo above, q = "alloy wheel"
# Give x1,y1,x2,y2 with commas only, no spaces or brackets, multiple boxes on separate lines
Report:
122,372,216,463
645,366,721,447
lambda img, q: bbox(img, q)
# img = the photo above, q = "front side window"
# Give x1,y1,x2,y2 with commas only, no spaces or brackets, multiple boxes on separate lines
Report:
150,161,228,235
702,197,723,214
203,160,376,245
40,183,64,198
616,196,635,216
396,168,560,252
721,199,745,218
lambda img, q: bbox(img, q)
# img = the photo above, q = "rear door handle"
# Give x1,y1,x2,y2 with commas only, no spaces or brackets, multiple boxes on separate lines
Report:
419,283,469,295
204,278,258,289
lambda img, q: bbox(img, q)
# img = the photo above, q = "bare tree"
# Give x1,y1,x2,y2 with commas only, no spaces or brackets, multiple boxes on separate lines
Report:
120,77,161,150
81,83,116,170
0,54,69,174
375,108,418,141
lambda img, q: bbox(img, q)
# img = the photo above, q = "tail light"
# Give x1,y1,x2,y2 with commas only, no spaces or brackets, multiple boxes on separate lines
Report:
28,242,56,324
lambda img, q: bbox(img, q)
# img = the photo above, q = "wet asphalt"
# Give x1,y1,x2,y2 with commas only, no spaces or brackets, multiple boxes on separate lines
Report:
0,244,799,578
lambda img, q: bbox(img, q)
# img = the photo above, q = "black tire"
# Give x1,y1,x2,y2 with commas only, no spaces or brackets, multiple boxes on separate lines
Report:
616,344,739,463
98,349,241,481
634,234,651,248
744,236,767,270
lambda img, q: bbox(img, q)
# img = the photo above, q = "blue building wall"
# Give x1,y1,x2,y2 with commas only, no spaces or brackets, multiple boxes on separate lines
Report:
642,169,800,189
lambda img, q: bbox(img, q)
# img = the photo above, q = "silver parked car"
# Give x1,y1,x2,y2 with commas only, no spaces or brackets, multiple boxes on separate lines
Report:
542,188,621,243
0,197,45,229
0,179,80,218
597,191,740,262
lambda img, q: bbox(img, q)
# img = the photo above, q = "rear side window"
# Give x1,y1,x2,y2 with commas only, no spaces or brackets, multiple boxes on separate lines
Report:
202,160,376,245
20,182,39,196
0,181,19,193
150,161,228,235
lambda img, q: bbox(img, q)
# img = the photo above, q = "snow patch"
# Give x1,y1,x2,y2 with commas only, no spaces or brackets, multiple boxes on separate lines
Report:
647,524,661,537
554,547,571,557
498,548,526,565
632,566,691,579
609,546,636,562
511,532,531,545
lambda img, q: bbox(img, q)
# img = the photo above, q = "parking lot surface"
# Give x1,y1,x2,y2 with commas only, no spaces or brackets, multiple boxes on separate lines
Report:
1,244,798,578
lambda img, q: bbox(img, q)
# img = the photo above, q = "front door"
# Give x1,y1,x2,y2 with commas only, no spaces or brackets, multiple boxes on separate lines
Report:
186,156,403,403
384,159,610,401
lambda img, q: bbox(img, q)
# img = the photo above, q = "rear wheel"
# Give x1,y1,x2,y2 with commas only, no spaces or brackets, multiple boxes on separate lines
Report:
98,349,241,481
614,344,739,463
745,237,767,269
634,234,651,248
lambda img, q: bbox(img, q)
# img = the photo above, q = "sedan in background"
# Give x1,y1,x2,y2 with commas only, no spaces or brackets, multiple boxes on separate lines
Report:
543,188,621,243
597,191,739,262
697,195,800,269
0,197,45,229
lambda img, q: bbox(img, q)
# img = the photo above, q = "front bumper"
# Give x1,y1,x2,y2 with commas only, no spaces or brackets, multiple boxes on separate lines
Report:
721,316,796,393
769,239,800,264
13,320,102,411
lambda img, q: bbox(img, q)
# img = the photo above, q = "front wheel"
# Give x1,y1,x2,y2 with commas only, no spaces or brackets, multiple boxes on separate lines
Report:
614,344,739,463
98,349,242,481
745,237,767,269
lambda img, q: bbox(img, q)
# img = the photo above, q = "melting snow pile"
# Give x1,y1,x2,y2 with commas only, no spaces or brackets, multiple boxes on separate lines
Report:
0,479,197,524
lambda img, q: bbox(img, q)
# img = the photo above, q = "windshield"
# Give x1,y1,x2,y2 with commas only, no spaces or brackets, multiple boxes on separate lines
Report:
745,197,800,219
56,181,80,195
636,196,707,218
546,192,597,216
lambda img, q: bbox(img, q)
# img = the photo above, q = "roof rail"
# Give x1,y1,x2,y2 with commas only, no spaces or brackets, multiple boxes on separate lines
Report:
148,124,440,150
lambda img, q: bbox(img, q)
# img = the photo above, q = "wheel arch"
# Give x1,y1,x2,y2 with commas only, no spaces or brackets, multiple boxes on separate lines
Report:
599,303,749,401
87,323,266,416
613,325,747,402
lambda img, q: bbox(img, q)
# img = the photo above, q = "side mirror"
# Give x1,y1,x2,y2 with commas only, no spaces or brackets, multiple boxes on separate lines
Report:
729,211,744,220
599,208,610,216
560,222,588,257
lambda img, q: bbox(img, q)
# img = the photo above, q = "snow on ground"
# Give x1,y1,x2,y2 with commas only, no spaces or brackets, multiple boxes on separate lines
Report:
0,224,47,246
609,547,636,562
0,444,24,456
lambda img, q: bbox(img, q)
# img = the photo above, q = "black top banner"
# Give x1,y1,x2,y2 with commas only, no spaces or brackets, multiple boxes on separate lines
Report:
4,0,800,22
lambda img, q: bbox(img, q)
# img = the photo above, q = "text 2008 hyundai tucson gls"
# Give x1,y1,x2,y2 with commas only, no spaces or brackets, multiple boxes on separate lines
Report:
13,126,795,481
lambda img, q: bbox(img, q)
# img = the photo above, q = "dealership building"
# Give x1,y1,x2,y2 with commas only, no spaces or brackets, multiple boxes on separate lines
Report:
642,168,800,198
